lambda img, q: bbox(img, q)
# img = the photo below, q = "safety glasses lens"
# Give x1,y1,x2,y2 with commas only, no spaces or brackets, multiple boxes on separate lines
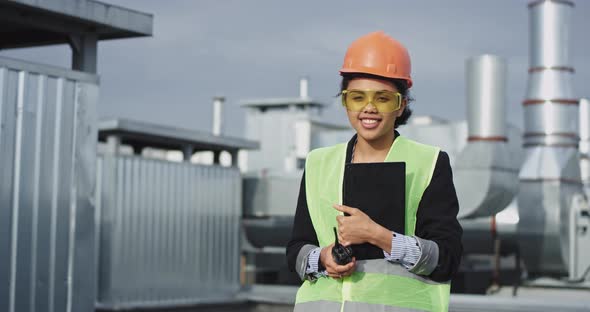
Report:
342,90,401,113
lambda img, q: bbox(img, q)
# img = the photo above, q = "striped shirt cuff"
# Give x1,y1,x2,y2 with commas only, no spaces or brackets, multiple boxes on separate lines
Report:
383,231,422,269
306,247,321,274
305,247,327,279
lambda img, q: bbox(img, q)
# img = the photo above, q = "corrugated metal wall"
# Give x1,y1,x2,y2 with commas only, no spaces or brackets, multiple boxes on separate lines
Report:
0,57,99,312
96,156,242,309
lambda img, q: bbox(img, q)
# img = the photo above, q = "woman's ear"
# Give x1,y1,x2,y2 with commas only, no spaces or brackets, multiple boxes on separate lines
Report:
397,98,408,117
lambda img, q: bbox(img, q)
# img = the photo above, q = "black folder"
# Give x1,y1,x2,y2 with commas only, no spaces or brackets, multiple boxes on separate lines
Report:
342,162,406,260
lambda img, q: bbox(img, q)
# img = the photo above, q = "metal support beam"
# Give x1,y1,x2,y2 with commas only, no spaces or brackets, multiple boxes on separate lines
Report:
69,34,98,73
230,150,239,167
131,145,143,156
182,145,194,162
213,151,221,165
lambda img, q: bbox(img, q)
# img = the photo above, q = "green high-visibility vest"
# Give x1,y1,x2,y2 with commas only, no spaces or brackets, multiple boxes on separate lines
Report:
294,135,451,312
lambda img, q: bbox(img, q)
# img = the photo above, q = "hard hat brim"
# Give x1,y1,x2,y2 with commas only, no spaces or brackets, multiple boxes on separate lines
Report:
339,68,413,89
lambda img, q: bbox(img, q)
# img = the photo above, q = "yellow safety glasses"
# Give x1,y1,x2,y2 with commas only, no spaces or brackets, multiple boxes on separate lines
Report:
341,89,403,113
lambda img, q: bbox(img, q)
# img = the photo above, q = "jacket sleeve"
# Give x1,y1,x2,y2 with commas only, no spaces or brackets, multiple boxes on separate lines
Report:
286,172,321,280
413,151,463,282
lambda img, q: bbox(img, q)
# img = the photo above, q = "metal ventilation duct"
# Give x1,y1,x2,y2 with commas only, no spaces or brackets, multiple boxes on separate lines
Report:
465,55,508,143
517,0,585,276
454,55,520,219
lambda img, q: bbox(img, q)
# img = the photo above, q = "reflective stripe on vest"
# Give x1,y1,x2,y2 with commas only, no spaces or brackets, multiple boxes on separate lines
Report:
295,136,450,312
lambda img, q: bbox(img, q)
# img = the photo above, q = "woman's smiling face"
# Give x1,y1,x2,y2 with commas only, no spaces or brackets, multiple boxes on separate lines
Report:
345,78,406,143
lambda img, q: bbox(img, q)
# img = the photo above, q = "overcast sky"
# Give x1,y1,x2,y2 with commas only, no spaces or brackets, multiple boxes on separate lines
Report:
2,0,590,138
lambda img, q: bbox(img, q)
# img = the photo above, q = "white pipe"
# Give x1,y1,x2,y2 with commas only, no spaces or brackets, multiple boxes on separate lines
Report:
299,77,309,98
580,98,590,154
212,96,225,136
569,196,578,280
580,98,590,185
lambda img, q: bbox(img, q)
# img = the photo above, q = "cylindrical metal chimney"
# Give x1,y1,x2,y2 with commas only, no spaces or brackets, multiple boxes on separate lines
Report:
466,55,508,142
212,96,225,136
523,0,577,147
518,0,583,276
454,55,519,219
299,77,309,98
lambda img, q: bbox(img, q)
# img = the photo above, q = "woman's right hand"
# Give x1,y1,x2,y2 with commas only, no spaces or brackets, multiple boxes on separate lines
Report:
320,243,356,279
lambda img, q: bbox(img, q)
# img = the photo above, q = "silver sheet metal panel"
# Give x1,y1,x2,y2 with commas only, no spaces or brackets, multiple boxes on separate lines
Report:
0,56,99,312
96,156,242,309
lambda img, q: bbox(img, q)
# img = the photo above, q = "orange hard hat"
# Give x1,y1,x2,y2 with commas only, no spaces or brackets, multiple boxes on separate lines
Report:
339,31,413,88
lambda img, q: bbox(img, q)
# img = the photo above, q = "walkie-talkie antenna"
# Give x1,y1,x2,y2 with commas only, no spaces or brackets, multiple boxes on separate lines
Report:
331,227,353,265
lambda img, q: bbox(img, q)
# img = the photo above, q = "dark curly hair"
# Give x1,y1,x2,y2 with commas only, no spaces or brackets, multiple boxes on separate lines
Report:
339,73,414,129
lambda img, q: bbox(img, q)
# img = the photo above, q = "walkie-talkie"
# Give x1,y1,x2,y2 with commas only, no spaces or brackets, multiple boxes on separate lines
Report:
332,227,353,265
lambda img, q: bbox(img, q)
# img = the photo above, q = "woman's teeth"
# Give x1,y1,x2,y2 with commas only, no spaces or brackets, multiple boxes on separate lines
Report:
361,118,380,129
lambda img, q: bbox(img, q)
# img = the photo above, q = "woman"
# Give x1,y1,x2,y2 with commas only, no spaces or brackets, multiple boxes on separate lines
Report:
286,31,462,312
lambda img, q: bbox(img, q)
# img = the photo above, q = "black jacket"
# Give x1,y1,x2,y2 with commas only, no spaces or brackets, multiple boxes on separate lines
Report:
286,134,463,282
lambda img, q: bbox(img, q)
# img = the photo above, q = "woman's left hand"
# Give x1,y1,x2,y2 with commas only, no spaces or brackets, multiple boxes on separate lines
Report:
334,204,379,246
